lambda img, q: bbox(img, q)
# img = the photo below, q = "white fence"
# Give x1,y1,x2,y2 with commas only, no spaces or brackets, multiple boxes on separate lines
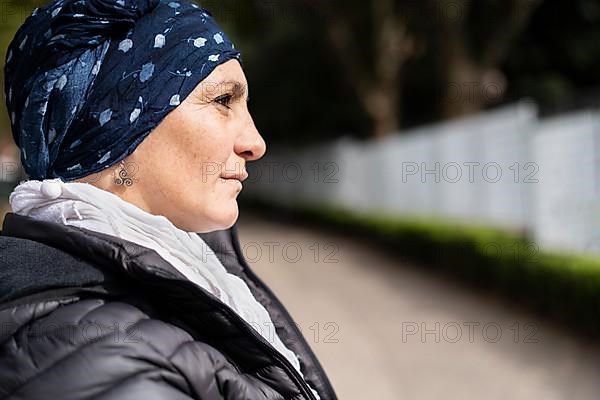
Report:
244,101,600,256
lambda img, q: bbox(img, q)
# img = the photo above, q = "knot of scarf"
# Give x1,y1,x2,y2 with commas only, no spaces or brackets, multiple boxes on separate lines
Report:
48,0,161,54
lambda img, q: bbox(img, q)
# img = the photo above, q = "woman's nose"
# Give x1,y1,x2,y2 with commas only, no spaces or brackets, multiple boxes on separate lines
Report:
236,115,267,161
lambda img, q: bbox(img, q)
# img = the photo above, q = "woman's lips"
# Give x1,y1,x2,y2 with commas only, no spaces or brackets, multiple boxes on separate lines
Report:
220,171,248,182
220,177,243,190
220,170,247,191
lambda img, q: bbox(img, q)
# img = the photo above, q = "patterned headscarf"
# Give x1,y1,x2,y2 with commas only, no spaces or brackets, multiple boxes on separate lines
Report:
4,0,241,181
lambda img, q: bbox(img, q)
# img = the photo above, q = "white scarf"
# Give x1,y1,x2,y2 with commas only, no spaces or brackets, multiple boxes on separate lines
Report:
9,178,320,398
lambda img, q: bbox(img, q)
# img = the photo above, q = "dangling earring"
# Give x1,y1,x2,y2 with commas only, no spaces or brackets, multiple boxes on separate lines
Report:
113,159,135,187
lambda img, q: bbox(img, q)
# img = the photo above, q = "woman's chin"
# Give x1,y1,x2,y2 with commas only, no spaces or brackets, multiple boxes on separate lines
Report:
195,202,239,233
221,202,240,228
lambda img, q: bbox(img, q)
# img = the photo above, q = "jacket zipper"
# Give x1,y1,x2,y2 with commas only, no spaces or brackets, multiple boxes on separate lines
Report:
230,225,337,400
128,263,318,400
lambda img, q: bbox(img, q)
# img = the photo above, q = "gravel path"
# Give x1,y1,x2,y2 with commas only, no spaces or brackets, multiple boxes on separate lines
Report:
236,212,600,400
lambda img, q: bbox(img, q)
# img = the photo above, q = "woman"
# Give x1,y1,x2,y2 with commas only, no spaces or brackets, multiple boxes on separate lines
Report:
0,1,337,399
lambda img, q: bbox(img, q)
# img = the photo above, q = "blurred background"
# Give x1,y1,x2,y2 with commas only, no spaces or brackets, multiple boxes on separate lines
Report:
2,0,600,399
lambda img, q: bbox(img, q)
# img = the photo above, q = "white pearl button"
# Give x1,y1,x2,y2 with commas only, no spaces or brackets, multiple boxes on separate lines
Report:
40,180,63,199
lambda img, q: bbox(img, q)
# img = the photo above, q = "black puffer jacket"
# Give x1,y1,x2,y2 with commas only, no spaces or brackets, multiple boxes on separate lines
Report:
0,212,337,400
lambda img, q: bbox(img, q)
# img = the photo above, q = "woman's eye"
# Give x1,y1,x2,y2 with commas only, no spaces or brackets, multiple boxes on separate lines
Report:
214,94,233,108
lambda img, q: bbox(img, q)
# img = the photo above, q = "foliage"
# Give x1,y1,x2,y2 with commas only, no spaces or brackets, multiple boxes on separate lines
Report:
204,0,600,140
0,1,46,139
503,0,600,113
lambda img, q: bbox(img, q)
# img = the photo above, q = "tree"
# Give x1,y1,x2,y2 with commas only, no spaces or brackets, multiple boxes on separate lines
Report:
431,0,542,118
301,0,417,138
299,0,543,135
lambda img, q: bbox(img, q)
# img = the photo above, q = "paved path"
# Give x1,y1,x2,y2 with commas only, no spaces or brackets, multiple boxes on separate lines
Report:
236,213,600,400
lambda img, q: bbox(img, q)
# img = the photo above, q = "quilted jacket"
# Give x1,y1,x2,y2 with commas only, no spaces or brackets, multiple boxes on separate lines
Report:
0,212,337,400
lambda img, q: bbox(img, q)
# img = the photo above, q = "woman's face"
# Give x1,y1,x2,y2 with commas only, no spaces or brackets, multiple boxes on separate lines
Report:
77,59,266,232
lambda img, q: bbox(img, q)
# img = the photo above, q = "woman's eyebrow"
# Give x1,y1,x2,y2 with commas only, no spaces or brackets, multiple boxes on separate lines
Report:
218,80,249,102
193,80,250,103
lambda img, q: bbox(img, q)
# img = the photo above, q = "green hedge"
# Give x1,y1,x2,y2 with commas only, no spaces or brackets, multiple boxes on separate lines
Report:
242,198,600,333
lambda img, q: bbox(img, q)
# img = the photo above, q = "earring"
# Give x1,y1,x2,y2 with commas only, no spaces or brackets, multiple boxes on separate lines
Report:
114,159,135,187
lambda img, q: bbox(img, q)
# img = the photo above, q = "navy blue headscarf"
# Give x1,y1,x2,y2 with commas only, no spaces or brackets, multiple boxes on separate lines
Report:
4,0,241,181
